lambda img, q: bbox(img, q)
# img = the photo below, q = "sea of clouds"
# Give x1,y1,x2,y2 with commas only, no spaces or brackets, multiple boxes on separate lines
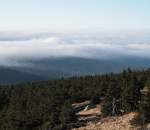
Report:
0,30,150,66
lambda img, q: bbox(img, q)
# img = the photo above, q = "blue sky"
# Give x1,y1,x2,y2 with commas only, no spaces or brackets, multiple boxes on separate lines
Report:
0,0,150,31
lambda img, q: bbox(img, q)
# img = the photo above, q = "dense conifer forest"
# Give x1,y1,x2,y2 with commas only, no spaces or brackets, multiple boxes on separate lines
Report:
0,68,150,130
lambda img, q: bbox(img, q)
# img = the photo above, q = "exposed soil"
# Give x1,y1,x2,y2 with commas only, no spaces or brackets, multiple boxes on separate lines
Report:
72,102,140,130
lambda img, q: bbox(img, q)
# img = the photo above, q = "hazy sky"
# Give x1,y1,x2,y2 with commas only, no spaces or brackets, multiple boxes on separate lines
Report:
0,0,150,66
0,0,150,31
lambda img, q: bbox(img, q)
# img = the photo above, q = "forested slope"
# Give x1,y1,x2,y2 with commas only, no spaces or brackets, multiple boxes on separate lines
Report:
0,68,150,130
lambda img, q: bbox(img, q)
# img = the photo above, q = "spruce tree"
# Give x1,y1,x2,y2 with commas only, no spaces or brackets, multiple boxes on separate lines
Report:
60,101,77,125
139,80,150,124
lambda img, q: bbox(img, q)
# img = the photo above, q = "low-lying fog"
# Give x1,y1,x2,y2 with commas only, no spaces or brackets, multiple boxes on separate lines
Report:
0,30,150,66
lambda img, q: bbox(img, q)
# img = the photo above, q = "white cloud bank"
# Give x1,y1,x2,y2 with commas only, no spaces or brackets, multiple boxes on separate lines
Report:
0,31,150,66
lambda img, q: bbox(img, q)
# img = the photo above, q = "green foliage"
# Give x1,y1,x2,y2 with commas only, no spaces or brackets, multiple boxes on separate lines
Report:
138,80,150,124
91,95,100,105
0,68,150,129
60,101,77,125
102,70,144,116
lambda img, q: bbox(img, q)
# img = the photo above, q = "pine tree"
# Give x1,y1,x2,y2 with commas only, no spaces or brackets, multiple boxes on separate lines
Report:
139,80,150,124
60,101,77,125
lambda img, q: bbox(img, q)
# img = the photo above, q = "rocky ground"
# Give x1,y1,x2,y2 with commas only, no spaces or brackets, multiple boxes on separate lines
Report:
72,103,141,130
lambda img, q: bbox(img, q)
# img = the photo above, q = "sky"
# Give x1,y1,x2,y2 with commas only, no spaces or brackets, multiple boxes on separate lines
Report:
0,0,150,31
0,0,150,66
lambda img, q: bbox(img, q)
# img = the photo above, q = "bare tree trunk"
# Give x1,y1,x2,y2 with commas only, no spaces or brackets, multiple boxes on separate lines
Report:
112,97,116,116
142,113,145,125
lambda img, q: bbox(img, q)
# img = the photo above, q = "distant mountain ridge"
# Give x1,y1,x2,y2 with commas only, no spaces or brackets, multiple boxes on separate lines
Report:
0,57,150,84
0,66,44,85
25,57,150,74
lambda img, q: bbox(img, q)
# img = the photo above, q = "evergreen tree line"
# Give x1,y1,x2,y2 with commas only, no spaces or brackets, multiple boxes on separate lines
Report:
0,68,150,130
